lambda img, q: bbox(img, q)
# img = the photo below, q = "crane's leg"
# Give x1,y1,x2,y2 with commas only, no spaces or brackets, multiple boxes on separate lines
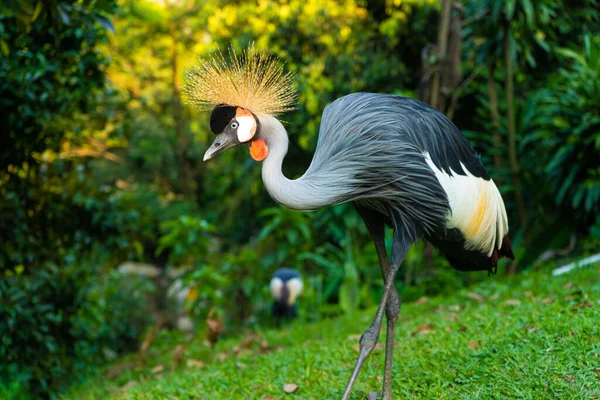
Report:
342,208,408,400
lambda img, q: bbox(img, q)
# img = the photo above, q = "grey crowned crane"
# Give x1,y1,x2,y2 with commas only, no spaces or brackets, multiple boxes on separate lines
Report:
270,268,303,321
187,48,514,400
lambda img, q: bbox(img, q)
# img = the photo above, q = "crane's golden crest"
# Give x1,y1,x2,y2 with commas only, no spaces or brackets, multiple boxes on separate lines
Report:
184,45,297,116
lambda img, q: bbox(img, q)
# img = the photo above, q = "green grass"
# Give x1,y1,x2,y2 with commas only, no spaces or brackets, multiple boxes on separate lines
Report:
65,264,600,400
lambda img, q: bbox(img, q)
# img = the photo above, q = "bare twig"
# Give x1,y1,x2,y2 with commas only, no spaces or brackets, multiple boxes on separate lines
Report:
446,63,484,120
135,318,165,366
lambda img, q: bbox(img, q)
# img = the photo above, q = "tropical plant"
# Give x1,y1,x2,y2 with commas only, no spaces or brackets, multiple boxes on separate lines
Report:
524,36,600,229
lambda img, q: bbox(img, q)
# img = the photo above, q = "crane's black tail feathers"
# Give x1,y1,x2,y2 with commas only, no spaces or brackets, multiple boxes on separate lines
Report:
428,229,514,275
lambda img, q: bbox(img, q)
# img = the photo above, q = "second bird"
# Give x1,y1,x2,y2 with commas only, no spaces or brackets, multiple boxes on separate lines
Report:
269,268,303,321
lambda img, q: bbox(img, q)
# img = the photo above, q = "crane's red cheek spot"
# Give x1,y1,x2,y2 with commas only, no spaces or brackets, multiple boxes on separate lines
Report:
249,138,268,161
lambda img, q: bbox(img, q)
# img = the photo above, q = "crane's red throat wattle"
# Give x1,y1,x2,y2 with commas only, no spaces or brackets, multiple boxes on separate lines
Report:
249,138,268,161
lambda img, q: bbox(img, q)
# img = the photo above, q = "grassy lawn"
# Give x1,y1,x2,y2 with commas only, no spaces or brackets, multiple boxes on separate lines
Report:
65,263,600,400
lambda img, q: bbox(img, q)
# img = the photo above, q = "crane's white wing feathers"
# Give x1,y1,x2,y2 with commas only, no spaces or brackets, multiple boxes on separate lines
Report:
424,152,508,256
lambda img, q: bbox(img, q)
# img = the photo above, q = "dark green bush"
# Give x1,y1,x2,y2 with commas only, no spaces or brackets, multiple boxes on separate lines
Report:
0,259,154,399
523,36,600,230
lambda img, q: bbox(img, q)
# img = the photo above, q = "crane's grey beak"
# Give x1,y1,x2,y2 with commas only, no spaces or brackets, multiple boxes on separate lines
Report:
203,133,239,161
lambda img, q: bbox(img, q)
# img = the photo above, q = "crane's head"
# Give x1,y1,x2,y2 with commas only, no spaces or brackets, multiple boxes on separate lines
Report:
184,45,296,162
202,104,266,162
270,268,303,320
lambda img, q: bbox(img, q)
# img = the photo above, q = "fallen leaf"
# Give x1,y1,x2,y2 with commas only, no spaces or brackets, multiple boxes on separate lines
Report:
527,327,538,333
563,282,575,290
468,340,480,349
572,300,592,312
542,298,552,304
206,323,224,348
120,380,137,391
236,362,247,369
489,293,500,301
524,291,533,297
283,383,298,393
206,308,224,349
172,344,184,369
262,397,277,400
415,297,429,305
241,336,255,348
216,352,227,362
467,292,485,302
105,361,132,379
238,349,254,357
445,313,460,321
348,334,361,341
412,323,435,335
504,299,521,306
449,305,462,312
151,364,164,374
368,392,381,400
186,359,205,369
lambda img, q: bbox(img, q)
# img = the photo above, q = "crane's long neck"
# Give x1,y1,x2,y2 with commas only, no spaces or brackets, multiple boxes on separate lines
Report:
258,115,326,211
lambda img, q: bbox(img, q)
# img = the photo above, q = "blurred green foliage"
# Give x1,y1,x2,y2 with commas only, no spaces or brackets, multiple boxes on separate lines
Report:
0,262,153,398
1,0,599,398
529,37,600,223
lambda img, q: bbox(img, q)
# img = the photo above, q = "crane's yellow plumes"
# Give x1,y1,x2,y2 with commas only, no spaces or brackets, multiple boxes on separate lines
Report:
185,45,297,116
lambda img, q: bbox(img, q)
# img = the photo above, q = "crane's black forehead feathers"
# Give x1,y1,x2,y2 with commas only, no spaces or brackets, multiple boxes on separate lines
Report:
210,105,237,134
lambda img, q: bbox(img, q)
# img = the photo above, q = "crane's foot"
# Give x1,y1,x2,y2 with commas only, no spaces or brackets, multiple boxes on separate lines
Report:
341,282,401,400
340,305,385,400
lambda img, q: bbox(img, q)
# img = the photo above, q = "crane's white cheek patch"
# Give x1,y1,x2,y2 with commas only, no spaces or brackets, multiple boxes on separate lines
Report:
286,277,303,306
270,277,283,300
236,115,257,142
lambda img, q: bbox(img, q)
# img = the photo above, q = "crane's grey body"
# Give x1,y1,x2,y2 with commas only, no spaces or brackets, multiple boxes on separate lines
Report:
261,93,493,245
203,91,513,400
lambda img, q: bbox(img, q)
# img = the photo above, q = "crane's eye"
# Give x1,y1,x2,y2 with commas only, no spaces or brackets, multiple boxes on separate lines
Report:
230,121,239,129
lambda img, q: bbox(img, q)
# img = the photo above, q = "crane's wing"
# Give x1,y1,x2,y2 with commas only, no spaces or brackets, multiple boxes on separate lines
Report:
316,93,513,269
384,95,490,180
378,96,513,267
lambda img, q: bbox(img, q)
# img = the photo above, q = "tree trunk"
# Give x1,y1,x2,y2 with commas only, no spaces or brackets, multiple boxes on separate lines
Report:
504,29,528,236
487,61,504,172
430,0,452,111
